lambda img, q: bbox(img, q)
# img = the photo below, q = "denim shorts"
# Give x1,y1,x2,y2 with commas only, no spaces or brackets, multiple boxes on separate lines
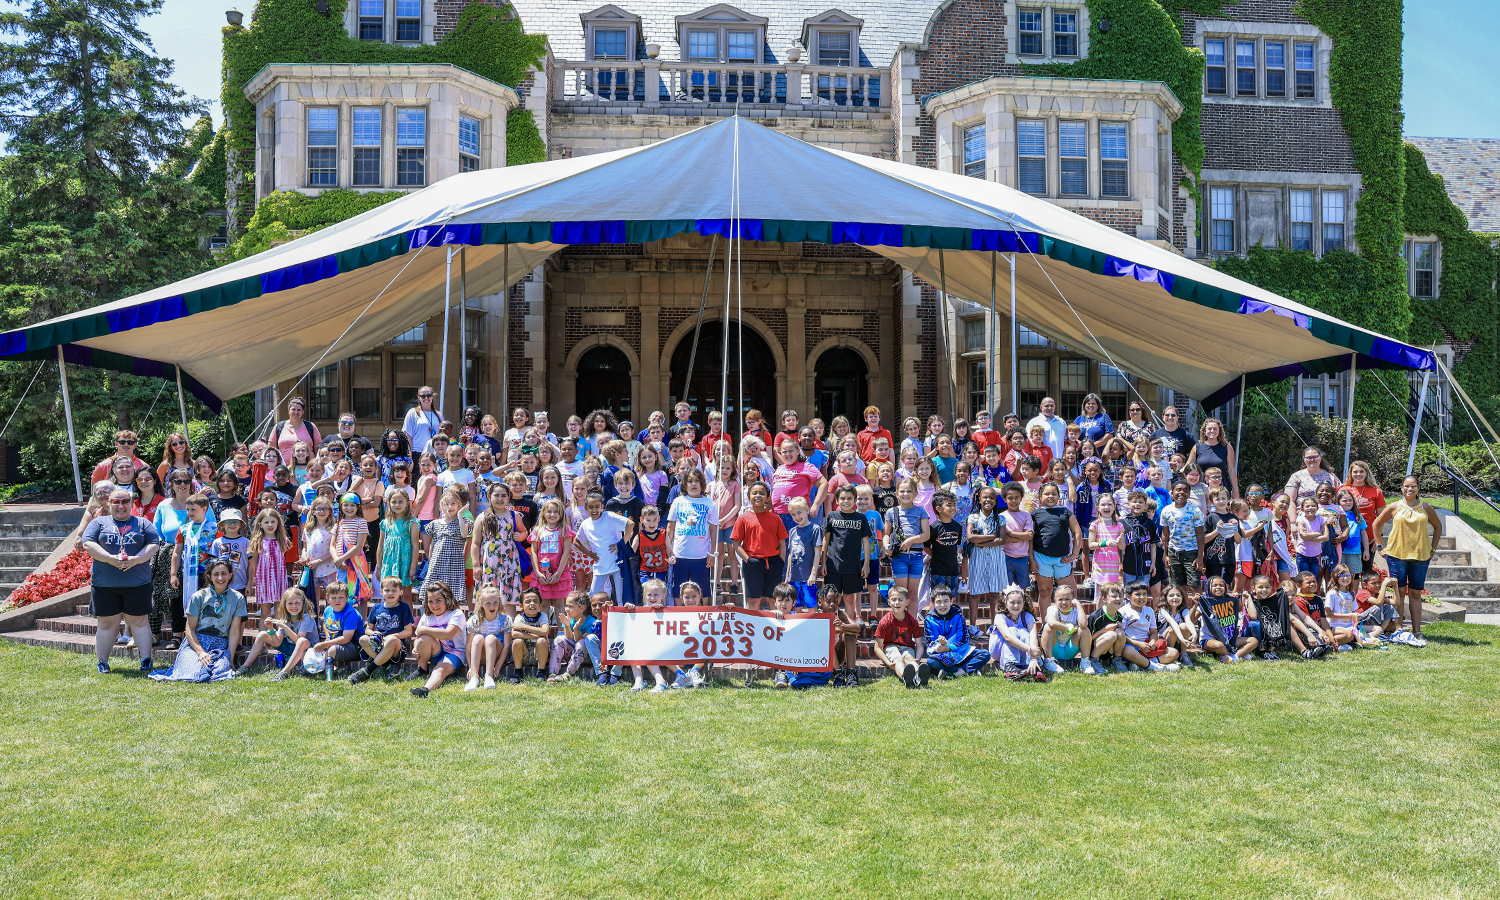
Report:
865,561,882,585
1034,553,1071,580
890,551,925,578
1296,554,1321,575
1386,556,1430,590
930,573,961,593
1004,554,1032,590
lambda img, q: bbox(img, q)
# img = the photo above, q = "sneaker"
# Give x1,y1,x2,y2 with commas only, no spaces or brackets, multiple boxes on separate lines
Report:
1162,662,1181,672
406,667,428,683
1302,649,1316,660
1220,654,1236,664
743,669,754,688
900,661,918,688
1128,662,1143,672
649,681,667,693
96,661,110,675
1042,658,1065,675
508,672,522,685
1312,644,1330,659
596,671,612,687
774,670,789,688
672,670,692,690
1031,669,1047,682
116,630,130,645
348,666,372,685
1335,644,1354,652
140,658,153,674
464,676,480,691
832,669,847,688
409,686,429,698
1083,659,1103,675
1409,633,1428,647
1110,659,1128,673
484,676,497,689
1180,654,1194,668
917,661,932,686
689,668,706,688
607,672,622,686
271,671,288,682
1147,660,1165,672
630,679,648,692
1260,650,1279,661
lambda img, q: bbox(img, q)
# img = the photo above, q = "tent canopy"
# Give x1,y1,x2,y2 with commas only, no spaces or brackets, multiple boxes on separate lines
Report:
0,117,1432,411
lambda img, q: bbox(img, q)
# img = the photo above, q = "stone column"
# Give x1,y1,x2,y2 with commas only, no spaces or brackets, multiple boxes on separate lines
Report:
338,100,352,188
640,284,661,414
786,290,808,415
382,100,397,188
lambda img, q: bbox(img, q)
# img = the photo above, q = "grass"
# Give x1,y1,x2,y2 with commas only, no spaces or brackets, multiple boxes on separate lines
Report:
1421,496,1500,550
4,628,1500,900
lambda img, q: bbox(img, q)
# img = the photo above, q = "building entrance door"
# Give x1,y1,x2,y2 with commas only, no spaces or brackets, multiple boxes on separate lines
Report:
669,321,776,422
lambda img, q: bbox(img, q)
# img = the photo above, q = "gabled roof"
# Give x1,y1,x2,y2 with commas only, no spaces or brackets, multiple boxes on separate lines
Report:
509,0,942,64
1405,137,1500,234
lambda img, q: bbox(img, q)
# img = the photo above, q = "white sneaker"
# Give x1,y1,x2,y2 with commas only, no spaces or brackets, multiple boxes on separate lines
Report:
1147,660,1165,672
1162,662,1181,672
648,681,667,693
630,679,648,692
689,668,706,688
1042,658,1065,674
116,630,130,645
483,675,497,689
464,676,480,692
1221,654,1237,664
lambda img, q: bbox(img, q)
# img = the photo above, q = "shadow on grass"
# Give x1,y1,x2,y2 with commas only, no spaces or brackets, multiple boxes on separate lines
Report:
1423,633,1491,647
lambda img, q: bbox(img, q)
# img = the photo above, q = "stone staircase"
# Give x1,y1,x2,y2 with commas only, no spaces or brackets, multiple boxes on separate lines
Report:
0,505,83,602
1426,517,1500,614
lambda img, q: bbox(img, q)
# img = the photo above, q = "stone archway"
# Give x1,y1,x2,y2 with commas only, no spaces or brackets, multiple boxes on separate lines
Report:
660,310,787,417
562,334,641,419
806,335,882,424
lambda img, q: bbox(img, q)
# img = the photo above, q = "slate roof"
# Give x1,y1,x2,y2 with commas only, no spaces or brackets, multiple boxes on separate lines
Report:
508,0,944,67
1405,137,1500,234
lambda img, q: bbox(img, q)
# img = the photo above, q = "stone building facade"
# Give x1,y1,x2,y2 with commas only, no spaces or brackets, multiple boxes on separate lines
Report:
243,0,1404,437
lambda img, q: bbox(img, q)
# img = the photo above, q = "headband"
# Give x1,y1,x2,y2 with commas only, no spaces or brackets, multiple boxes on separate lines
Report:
340,492,361,507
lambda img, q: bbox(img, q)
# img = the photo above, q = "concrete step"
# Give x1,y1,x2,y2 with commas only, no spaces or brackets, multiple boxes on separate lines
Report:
0,629,177,664
0,505,84,527
0,550,50,569
0,523,76,539
1426,565,1490,582
1455,599,1500,614
0,565,40,582
1432,549,1471,566
0,584,21,602
1434,536,1456,550
1425,580,1500,599
0,536,69,554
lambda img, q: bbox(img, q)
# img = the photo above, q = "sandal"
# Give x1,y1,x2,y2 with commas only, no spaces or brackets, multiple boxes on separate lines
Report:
161,638,180,651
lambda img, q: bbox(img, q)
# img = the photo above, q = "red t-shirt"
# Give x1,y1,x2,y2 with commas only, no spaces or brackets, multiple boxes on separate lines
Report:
1347,484,1386,530
698,430,730,459
856,427,894,462
1354,588,1375,613
972,429,1007,454
875,610,922,649
730,509,788,559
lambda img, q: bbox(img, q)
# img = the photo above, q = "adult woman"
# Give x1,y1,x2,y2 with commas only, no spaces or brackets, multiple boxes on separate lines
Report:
581,408,618,458
1346,460,1387,530
1370,476,1441,639
157,432,194,485
351,454,385,572
152,471,198,649
131,467,164,520
965,486,1007,606
266,397,322,460
402,385,442,455
1114,402,1154,446
149,558,245,683
1073,393,1114,445
81,487,161,674
1282,446,1342,507
1187,417,1238,498
769,438,827,529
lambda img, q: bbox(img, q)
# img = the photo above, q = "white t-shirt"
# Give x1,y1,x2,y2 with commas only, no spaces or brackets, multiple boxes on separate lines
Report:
403,408,442,455
668,494,718,560
575,511,631,575
437,467,476,499
418,608,467,660
469,612,510,637
1120,604,1158,642
1027,414,1068,458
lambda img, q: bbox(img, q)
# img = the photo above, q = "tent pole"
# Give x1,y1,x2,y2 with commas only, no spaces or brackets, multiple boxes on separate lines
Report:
57,347,82,505
175,367,190,441
1342,355,1357,480
1404,366,1428,477
1009,254,1017,414
1234,372,1245,491
440,247,453,421
460,248,468,413
683,235,719,414
937,249,955,425
227,404,239,445
501,244,510,417
988,252,996,417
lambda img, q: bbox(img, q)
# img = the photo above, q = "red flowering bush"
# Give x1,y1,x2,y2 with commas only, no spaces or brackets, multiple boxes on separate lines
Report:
2,548,91,610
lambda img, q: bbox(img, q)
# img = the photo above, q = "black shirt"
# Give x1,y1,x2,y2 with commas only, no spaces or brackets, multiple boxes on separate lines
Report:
824,509,873,574
209,493,246,518
1150,427,1196,462
927,517,965,576
507,495,539,533
1120,512,1158,577
873,486,898,518
1032,506,1074,558
604,495,643,528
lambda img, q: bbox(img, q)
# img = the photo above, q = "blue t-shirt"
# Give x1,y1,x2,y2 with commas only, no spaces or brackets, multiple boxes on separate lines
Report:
83,514,161,588
1143,485,1172,527
1074,412,1114,444
367,600,414,637
786,521,822,582
1158,502,1205,552
1342,512,1364,554
889,505,929,553
933,455,957,485
323,604,364,641
862,509,884,560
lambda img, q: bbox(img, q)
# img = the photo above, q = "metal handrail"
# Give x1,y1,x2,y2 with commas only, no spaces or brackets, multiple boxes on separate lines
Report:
1421,459,1500,518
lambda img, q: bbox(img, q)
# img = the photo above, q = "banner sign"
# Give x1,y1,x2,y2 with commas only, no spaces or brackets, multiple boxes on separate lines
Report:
601,606,835,672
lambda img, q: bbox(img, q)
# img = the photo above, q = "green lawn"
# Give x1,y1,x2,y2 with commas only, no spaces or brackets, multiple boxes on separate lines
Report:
1422,496,1500,550
4,629,1500,900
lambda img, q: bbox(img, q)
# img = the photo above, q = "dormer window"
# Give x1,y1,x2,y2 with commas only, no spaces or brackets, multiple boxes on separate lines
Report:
677,5,766,64
594,29,628,59
817,32,850,66
582,5,641,62
688,30,716,60
802,9,862,67
727,31,757,62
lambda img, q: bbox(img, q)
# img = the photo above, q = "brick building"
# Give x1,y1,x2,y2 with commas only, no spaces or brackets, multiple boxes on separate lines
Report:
241,0,1422,436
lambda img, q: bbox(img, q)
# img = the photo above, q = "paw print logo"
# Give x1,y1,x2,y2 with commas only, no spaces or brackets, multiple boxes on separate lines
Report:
608,640,625,660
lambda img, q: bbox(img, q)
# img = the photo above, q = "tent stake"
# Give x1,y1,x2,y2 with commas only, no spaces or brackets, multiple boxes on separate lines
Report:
175,367,190,443
988,252,996,416
57,347,82,504
1342,355,1357,480
1406,368,1432,477
440,246,454,421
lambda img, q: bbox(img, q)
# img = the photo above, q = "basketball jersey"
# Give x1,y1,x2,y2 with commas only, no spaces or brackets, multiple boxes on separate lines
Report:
639,528,668,573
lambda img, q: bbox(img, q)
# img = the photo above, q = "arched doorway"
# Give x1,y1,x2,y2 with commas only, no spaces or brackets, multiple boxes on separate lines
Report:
575,345,633,419
669,321,776,421
813,347,869,424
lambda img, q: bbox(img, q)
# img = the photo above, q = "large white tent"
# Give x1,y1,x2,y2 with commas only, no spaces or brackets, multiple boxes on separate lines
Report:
0,116,1432,412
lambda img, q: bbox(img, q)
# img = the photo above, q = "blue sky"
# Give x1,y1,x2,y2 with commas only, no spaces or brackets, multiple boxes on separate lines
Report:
146,0,1499,138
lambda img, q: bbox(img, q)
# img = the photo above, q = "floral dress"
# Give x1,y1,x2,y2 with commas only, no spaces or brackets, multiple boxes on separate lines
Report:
379,517,416,586
475,509,522,602
421,517,467,607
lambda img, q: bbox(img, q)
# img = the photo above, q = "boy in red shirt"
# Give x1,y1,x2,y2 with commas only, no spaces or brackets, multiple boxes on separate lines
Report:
698,410,729,458
970,410,1007,455
874,585,929,687
730,481,787,613
855,405,894,463
1023,424,1055,475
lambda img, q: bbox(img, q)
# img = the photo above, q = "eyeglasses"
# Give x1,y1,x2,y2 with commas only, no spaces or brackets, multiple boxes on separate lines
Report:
1162,413,1178,419
1247,490,1264,496
1304,455,1320,462
116,439,137,445
419,393,433,399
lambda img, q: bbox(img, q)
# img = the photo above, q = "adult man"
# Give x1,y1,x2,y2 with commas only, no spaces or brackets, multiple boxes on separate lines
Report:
81,488,161,674
402,386,442,454
89,431,149,484
1150,406,1196,461
1026,397,1067,459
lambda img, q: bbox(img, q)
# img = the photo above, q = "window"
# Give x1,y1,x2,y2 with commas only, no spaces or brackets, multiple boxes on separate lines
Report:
1100,122,1128,198
963,317,985,352
1099,365,1129,422
393,353,426,421
1053,10,1077,57
395,0,420,41
1018,120,1046,195
688,30,716,60
963,124,985,178
459,115,480,173
816,31,851,66
1236,41,1256,96
352,107,381,187
1018,359,1048,418
307,107,337,187
1210,187,1235,252
1290,190,1313,251
1017,9,1043,56
392,324,426,343
1322,191,1345,252
727,31,756,62
209,220,228,250
1411,242,1436,298
1059,121,1087,196
309,363,339,420
593,28,628,58
1060,359,1088,418
359,0,383,41
396,108,425,187
1295,43,1315,98
968,360,987,420
1018,325,1053,348
464,357,478,411
1300,381,1322,415
1265,41,1286,97
1205,40,1227,95
351,354,382,419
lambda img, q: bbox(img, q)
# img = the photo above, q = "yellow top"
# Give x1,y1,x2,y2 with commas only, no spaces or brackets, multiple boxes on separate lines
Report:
1384,500,1432,562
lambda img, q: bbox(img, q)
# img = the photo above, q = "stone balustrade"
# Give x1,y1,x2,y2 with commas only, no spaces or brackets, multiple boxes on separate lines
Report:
553,58,887,115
